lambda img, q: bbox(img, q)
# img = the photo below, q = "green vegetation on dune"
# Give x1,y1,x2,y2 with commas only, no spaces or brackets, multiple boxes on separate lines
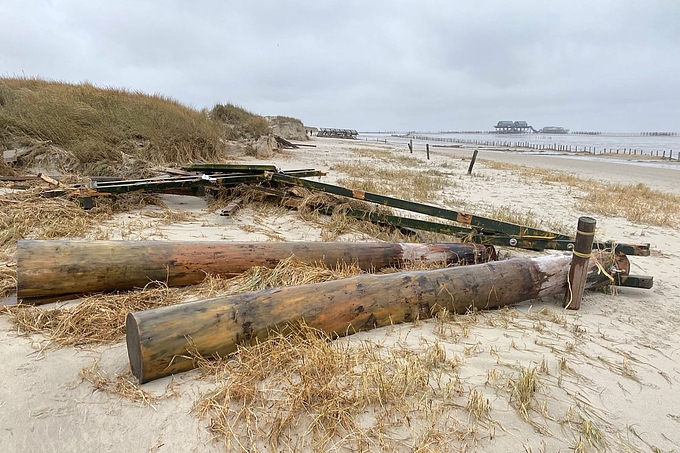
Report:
0,78,269,176
210,103,269,139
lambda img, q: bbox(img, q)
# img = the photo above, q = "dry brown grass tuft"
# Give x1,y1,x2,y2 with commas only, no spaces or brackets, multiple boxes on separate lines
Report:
507,365,542,423
0,189,109,253
466,388,491,423
482,160,680,227
332,161,447,202
5,283,182,346
578,182,680,227
0,261,16,298
348,147,423,168
79,360,158,406
194,323,474,452
221,255,365,294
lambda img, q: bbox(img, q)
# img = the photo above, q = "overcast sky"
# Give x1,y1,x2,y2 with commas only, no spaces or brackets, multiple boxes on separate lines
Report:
2,1,679,132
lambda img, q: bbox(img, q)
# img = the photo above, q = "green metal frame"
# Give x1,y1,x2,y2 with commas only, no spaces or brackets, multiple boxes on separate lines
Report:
88,169,325,195
272,174,571,239
272,175,650,256
91,174,266,194
181,164,279,173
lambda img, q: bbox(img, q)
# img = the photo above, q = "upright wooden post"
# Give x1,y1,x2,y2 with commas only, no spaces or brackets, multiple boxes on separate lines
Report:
564,217,596,310
408,139,413,153
426,143,430,160
467,149,479,175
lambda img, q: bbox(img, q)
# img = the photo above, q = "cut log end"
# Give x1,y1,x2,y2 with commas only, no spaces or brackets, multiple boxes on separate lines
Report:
126,313,145,383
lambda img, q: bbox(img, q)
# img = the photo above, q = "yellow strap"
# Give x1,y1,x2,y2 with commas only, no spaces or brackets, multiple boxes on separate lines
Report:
593,258,615,283
572,251,615,283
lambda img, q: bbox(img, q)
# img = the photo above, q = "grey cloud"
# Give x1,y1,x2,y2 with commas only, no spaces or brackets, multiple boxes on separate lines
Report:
1,0,678,131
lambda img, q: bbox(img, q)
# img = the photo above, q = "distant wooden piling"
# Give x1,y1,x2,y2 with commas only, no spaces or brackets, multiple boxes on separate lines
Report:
564,217,597,310
426,143,430,160
467,150,479,175
408,139,413,153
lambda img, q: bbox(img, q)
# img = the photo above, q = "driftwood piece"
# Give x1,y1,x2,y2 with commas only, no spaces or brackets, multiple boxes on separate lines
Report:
220,198,242,216
274,136,299,149
38,173,63,187
0,175,42,181
126,251,627,383
16,240,494,302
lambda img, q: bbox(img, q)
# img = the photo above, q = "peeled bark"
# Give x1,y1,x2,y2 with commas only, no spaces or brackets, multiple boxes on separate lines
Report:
16,240,494,301
126,251,627,383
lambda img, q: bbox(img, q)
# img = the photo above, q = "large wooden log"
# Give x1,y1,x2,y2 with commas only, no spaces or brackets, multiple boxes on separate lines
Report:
127,251,628,383
16,240,494,301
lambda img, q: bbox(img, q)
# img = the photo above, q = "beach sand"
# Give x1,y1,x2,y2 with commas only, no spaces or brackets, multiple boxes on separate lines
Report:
1,138,679,452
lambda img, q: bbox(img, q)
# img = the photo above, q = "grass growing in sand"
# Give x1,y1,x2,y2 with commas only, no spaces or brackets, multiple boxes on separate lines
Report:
0,190,108,252
482,160,680,227
194,323,476,452
332,161,447,202
0,78,270,176
210,103,269,139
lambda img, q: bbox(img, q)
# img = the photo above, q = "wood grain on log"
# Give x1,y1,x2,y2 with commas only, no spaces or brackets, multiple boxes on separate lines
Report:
16,240,494,301
127,251,626,383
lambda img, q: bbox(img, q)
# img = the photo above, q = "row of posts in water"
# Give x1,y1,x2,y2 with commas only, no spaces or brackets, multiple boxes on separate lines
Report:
406,135,678,160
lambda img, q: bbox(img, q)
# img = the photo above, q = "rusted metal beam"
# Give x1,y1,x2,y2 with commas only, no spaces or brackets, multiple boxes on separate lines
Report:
272,174,572,239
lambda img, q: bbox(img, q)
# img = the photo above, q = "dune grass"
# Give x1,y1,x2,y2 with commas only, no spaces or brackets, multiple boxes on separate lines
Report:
0,78,256,176
482,160,680,227
210,103,269,139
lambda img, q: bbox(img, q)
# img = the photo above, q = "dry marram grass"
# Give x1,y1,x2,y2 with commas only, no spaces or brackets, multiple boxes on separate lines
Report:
333,162,447,202
0,78,232,176
4,257,366,347
6,283,183,346
194,323,477,452
482,160,680,227
0,262,16,299
0,189,109,253
79,360,158,406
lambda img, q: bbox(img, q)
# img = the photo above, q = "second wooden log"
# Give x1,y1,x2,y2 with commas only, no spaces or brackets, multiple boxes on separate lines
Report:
127,251,628,383
16,240,495,302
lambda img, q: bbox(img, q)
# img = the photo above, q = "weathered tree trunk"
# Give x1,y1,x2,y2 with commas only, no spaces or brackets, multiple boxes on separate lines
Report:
127,251,628,383
16,240,494,301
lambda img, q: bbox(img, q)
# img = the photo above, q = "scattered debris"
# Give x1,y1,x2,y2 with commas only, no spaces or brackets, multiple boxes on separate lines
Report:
219,197,242,216
317,128,359,139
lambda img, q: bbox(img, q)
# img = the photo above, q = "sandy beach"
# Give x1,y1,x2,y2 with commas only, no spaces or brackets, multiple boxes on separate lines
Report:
1,137,679,452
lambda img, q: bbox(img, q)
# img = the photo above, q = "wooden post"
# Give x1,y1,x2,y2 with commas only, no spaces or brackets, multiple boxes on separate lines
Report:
564,217,597,310
127,251,624,383
408,139,413,153
426,143,430,160
16,240,494,301
467,150,479,175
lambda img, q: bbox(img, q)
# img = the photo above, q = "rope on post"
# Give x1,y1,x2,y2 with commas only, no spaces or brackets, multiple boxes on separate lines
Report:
564,216,597,310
